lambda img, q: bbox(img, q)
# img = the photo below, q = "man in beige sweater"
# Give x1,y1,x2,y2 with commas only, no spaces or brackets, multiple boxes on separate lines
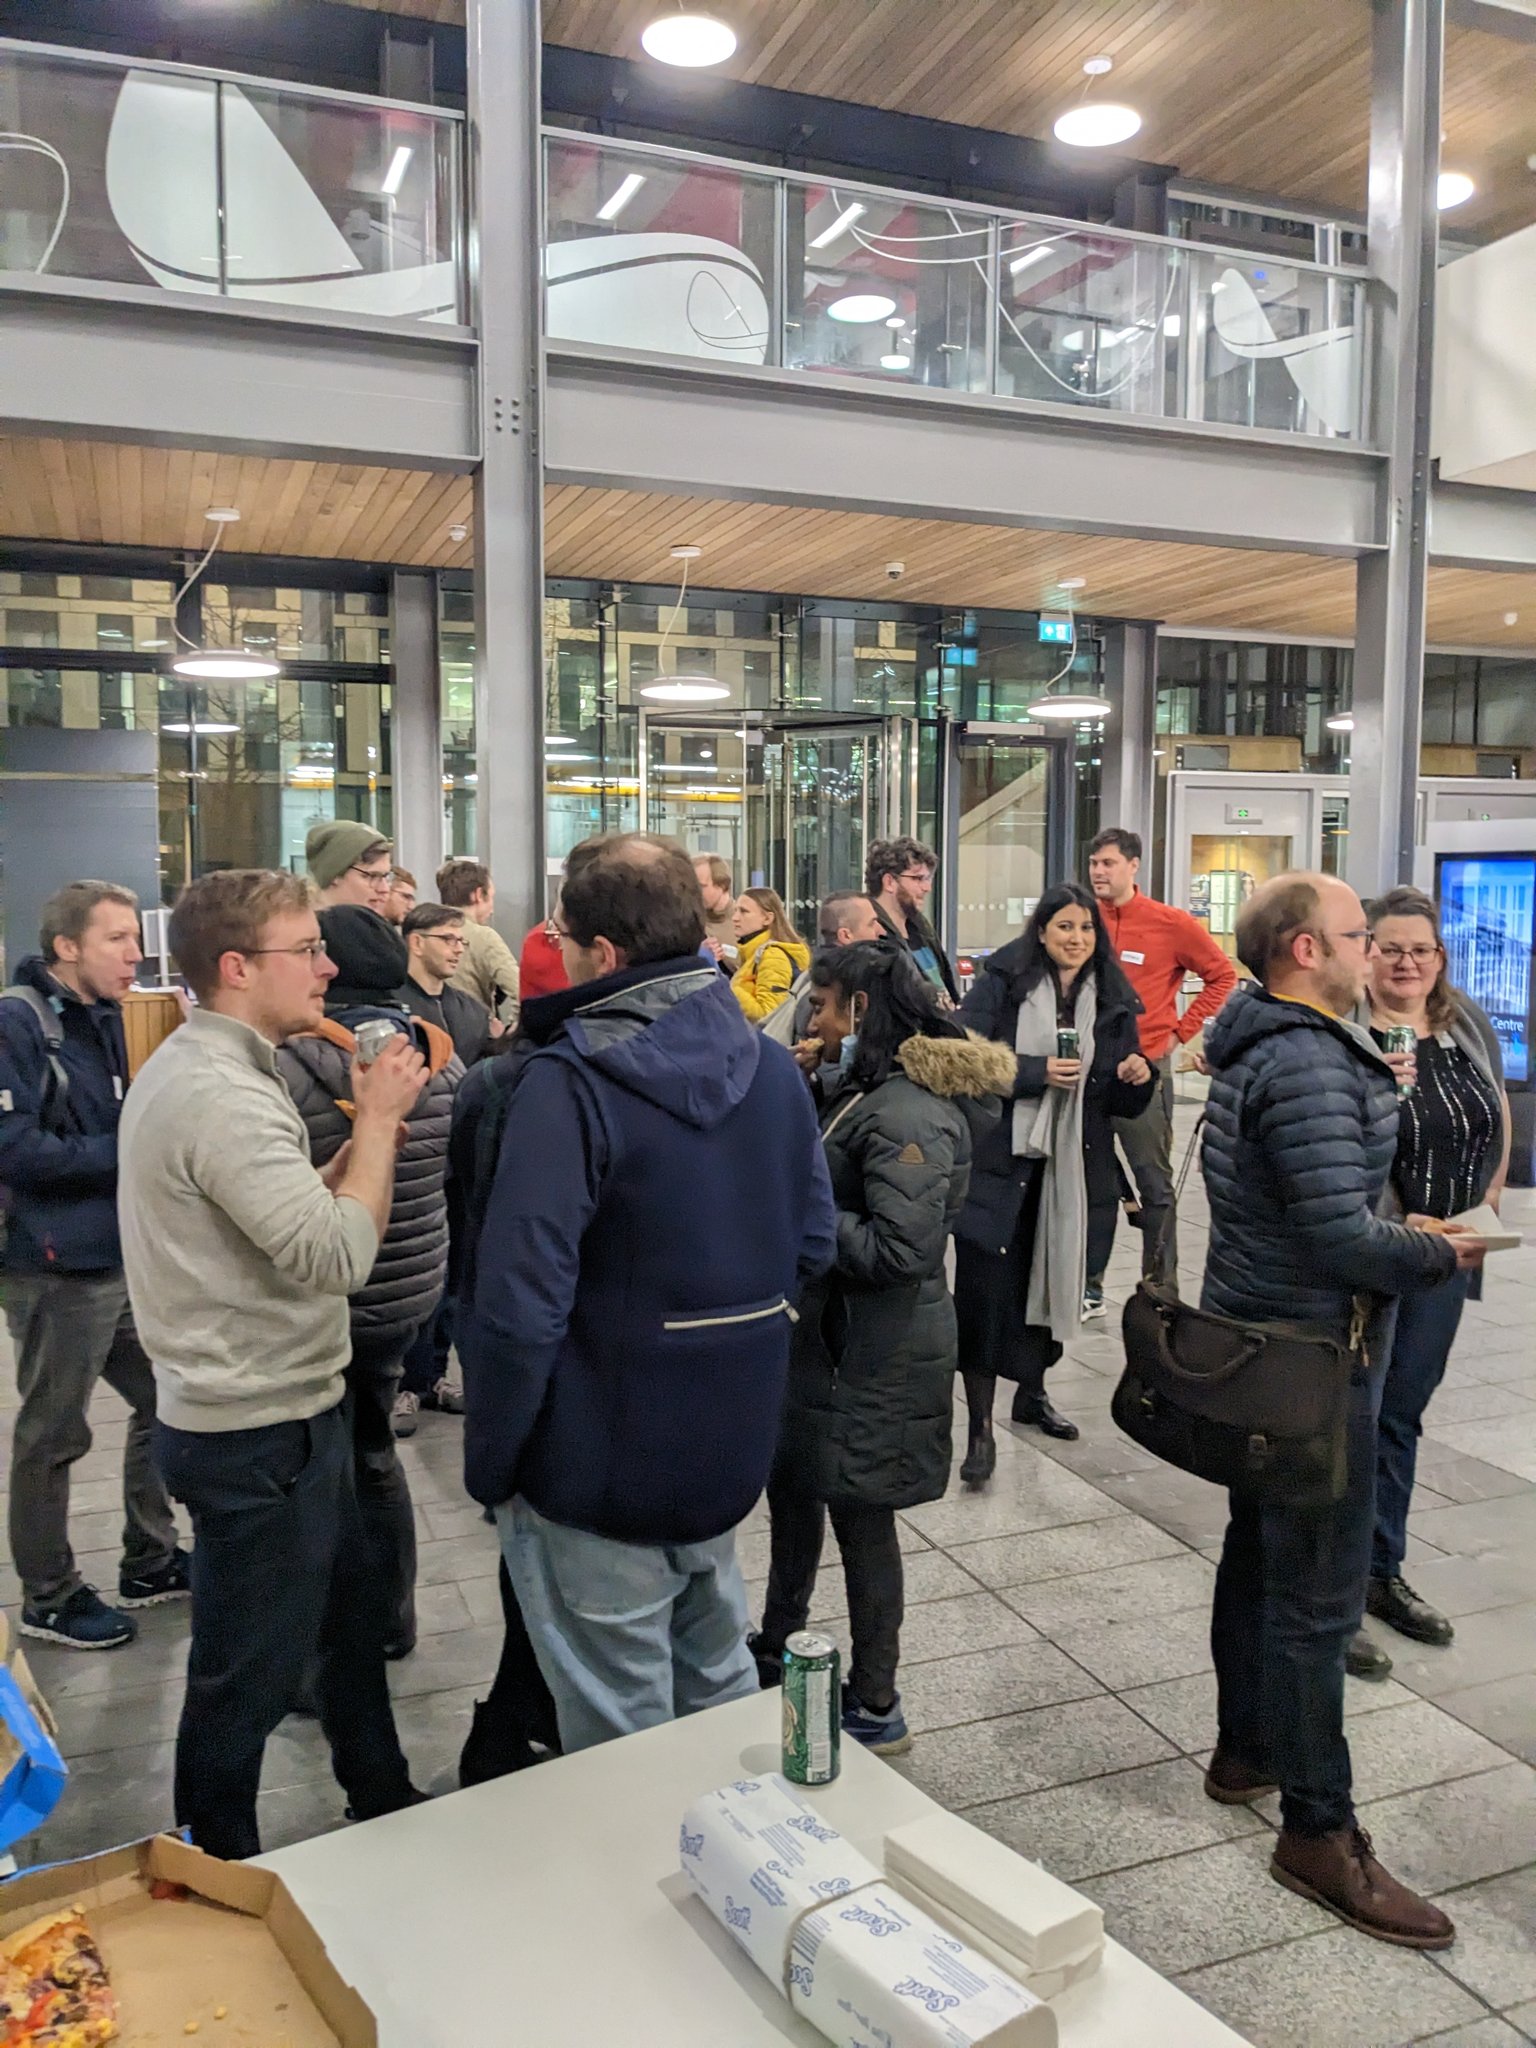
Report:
119,868,427,1859
436,857,520,1030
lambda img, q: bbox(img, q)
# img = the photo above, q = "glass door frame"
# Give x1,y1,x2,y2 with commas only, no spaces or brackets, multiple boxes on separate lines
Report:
941,719,1076,961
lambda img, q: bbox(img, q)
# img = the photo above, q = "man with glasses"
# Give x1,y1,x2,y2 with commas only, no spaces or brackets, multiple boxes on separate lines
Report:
402,903,490,1069
306,822,393,911
865,838,959,1006
118,869,427,1858
1196,871,1483,1951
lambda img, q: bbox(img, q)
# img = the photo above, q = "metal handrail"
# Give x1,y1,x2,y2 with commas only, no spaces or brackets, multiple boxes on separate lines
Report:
542,122,1363,282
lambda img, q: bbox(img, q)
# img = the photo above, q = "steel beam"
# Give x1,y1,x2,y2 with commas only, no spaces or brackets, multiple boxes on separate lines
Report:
467,0,546,939
546,346,1384,558
389,570,445,881
1348,0,1444,896
1098,623,1159,855
1430,479,1536,571
0,277,477,469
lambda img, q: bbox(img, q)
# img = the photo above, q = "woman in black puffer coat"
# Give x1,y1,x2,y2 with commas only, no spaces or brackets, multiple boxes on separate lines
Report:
276,906,462,1656
752,942,1012,1756
955,882,1154,1470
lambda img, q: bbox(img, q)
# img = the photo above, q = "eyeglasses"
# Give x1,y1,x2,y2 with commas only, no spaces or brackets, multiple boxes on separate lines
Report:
427,933,468,950
552,922,572,941
900,868,933,883
352,865,392,886
1335,928,1374,948
247,940,329,960
1376,943,1441,964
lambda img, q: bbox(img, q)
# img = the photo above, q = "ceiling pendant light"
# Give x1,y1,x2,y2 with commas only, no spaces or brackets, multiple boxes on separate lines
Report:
639,543,731,703
827,293,897,324
1437,170,1475,210
1053,56,1141,149
1027,691,1113,721
1326,712,1355,732
640,12,737,67
170,508,281,680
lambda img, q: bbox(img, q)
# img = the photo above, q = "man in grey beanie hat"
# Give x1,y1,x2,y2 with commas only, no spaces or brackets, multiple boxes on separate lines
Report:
307,821,393,910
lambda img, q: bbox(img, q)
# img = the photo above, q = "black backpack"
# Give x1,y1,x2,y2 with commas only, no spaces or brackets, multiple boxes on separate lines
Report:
450,1041,536,1306
0,987,73,1256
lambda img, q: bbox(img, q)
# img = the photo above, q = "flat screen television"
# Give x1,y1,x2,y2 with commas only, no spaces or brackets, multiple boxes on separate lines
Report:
1435,852,1536,1086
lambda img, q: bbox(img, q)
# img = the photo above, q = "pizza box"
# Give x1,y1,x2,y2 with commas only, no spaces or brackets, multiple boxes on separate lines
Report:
0,1833,376,2046
0,1611,66,1851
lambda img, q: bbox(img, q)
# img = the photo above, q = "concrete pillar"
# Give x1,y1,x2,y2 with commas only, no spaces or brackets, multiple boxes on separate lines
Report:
389,569,444,881
1098,622,1159,867
1348,0,1444,896
465,0,546,940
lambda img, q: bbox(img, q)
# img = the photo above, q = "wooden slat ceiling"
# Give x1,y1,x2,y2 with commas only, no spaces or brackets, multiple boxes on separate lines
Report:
2,435,1533,651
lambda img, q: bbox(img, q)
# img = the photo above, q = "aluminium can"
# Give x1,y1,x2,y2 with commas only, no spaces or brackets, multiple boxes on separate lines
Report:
1056,1026,1080,1060
781,1630,841,1786
1384,1024,1416,1097
353,1016,399,1068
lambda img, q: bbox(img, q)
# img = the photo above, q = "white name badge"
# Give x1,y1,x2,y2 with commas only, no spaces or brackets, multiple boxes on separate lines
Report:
113,1076,124,1100
1121,950,1146,965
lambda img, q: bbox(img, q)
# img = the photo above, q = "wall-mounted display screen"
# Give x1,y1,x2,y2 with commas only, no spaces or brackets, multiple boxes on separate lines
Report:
1437,853,1536,1084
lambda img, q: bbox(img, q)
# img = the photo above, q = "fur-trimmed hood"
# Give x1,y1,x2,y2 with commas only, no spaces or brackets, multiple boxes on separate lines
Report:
896,1029,1016,1100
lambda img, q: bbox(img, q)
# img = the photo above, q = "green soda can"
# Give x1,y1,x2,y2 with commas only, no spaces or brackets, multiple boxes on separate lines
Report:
781,1630,841,1786
1385,1024,1416,1097
1056,1027,1080,1060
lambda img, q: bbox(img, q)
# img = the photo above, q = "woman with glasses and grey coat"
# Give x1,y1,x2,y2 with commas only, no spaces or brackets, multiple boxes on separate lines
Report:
1346,886,1510,1680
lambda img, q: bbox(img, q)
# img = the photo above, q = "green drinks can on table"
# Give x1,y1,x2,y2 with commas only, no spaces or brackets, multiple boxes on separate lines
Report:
781,1631,841,1785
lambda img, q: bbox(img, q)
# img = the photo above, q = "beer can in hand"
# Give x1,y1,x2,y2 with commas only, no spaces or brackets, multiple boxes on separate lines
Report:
782,1631,841,1785
1056,1027,1080,1061
1385,1024,1416,1098
354,1017,399,1068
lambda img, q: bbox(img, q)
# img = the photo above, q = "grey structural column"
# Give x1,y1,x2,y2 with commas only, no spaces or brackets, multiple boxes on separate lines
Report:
1348,0,1443,896
466,0,546,939
388,569,444,881
1098,622,1159,863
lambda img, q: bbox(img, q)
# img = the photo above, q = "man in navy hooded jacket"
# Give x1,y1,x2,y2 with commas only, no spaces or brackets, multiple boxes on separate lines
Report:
460,834,835,1751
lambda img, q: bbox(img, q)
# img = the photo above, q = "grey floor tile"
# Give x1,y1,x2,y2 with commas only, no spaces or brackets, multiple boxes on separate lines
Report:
964,1756,1268,1884
1352,1763,1536,1896
901,1459,1125,1545
894,1692,1176,1809
412,1578,474,1638
1428,1415,1536,1483
414,1529,500,1586
1434,1868,1536,2009
899,1640,1103,1734
32,1738,176,1864
824,1589,1038,1668
1342,1698,1512,1803
1501,1999,1536,2039
1397,1552,1536,1622
1437,1676,1536,1768
997,1550,1217,1635
1415,2021,1531,2047
943,1515,1181,1590
384,1621,502,1700
1049,1603,1215,1691
1084,1834,1331,1975
48,1679,184,1760
1177,1928,1484,2047
459,1572,505,1628
1427,1385,1536,1428
1118,1669,1416,1756
830,1545,987,1610
1384,1604,1536,1701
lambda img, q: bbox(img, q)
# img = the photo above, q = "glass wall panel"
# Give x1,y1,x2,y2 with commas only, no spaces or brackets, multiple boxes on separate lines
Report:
203,586,389,665
997,226,1178,418
0,574,175,655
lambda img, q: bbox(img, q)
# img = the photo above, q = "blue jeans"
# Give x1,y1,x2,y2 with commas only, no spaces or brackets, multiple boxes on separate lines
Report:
1373,1271,1471,1580
498,1498,759,1752
1211,1340,1387,1837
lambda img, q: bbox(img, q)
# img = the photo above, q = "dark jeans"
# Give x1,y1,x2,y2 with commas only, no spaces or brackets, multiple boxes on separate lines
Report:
1374,1271,1471,1580
1110,1051,1177,1284
348,1332,419,1647
759,1487,904,1711
400,1296,454,1399
154,1403,413,1860
3,1270,178,1607
1211,1349,1386,1837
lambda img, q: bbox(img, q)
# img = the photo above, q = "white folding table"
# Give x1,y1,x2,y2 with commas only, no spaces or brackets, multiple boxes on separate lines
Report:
261,1691,1249,2045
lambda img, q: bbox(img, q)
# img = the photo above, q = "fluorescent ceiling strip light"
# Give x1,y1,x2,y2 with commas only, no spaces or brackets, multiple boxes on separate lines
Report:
1008,242,1057,275
809,201,866,250
381,145,413,197
597,172,646,221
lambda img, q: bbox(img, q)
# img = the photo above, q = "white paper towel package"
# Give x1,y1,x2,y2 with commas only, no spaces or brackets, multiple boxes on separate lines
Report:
680,1777,1056,2048
885,1812,1104,1995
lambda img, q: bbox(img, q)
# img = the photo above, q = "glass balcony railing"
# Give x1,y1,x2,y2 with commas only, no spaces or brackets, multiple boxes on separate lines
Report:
0,39,464,325
545,131,1368,444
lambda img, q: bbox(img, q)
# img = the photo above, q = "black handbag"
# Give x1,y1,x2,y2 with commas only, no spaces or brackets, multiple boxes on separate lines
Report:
1110,1118,1363,1510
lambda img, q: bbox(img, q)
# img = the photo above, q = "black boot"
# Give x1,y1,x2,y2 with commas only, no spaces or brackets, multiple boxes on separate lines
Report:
1011,1392,1079,1441
1346,1628,1394,1681
1366,1574,1454,1646
959,1422,996,1486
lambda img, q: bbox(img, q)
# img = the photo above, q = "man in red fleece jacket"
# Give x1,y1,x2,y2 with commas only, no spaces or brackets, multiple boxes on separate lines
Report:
1087,827,1237,1296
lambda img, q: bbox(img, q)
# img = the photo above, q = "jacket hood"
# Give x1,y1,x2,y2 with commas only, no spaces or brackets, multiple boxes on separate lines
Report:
740,929,811,973
318,906,409,1000
983,933,1143,1018
1205,980,1388,1073
896,1029,1016,1100
538,956,763,1131
11,954,119,1012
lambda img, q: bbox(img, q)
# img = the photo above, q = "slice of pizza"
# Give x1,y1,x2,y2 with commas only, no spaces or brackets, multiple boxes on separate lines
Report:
0,1906,119,2046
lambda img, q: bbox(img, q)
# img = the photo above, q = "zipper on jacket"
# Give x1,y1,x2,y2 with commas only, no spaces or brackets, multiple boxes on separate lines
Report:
663,1297,799,1332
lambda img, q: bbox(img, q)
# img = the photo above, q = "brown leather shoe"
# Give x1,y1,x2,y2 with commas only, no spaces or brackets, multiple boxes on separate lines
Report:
1204,1748,1278,1805
1271,1827,1455,1949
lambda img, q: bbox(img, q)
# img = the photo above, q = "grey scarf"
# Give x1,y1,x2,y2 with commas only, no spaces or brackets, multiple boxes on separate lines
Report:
1013,975,1096,1341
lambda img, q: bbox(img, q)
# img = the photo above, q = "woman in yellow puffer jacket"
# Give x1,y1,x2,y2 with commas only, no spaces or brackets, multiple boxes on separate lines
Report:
730,888,811,1023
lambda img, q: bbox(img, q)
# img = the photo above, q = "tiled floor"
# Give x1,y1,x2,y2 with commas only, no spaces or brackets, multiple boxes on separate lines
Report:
5,1103,1535,2045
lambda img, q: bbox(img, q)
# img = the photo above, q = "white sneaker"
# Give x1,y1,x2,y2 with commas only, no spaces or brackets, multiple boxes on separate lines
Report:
1081,1292,1107,1321
391,1389,422,1438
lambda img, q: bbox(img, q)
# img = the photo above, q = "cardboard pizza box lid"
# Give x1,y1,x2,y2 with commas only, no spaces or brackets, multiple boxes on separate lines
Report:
0,1834,376,2046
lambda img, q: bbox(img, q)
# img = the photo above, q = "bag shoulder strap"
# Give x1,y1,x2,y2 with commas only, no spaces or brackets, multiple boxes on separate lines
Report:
0,987,71,1128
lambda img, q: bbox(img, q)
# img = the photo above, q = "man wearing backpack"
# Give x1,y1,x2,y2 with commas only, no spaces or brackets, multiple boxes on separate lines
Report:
0,881,186,1649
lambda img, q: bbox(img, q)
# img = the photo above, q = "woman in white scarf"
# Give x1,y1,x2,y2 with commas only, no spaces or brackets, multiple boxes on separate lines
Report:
953,884,1154,1478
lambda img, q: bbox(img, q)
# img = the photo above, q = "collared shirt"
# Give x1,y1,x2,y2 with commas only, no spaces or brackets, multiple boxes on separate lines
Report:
117,1007,379,1433
450,918,521,1025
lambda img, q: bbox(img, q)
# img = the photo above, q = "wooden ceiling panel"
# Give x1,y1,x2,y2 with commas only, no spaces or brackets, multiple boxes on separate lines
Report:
3,437,1534,650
